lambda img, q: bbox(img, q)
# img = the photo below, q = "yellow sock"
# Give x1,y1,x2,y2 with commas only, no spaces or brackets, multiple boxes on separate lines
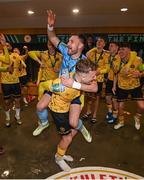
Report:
118,115,124,124
113,110,118,118
56,146,66,158
107,104,112,113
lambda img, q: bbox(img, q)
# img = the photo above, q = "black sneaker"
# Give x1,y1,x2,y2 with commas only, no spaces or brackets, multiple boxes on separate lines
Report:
106,112,113,120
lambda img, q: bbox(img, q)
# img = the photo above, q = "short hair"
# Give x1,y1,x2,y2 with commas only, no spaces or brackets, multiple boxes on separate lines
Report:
119,42,131,49
97,36,107,43
76,59,97,73
109,41,119,47
71,34,86,45
78,34,86,45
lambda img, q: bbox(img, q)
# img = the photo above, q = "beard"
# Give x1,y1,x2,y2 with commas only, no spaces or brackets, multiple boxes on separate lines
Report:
67,48,78,56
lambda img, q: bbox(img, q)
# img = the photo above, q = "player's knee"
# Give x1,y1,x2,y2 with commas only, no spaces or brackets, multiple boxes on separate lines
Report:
69,120,78,129
37,101,45,111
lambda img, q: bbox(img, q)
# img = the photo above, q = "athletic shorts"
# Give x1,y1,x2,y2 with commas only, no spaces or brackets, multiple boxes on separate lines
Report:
97,82,103,95
50,110,72,135
19,75,28,86
117,86,144,102
1,83,21,99
106,79,113,95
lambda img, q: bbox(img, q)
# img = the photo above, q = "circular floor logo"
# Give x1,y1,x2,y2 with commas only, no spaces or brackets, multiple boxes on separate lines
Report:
47,166,143,179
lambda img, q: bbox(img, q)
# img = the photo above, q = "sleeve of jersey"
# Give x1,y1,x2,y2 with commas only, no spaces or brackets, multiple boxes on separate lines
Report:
21,59,27,68
57,41,68,57
126,51,137,68
0,46,10,64
0,66,8,72
37,68,42,84
28,51,41,62
38,80,53,100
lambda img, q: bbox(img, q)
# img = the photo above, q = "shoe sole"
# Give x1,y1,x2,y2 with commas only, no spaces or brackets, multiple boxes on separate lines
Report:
114,125,124,130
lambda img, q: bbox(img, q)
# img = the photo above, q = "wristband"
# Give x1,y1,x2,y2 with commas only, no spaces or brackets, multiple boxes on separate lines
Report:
72,81,81,90
47,24,54,31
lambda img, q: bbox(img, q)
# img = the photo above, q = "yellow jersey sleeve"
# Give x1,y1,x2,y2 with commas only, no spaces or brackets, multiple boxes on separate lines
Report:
0,46,10,65
125,51,137,68
0,66,8,72
28,51,41,62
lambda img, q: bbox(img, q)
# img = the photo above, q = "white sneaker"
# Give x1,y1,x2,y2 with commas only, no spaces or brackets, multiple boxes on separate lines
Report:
5,118,11,127
134,117,140,130
12,105,15,111
55,155,71,172
81,126,92,143
63,155,74,162
15,115,22,125
24,103,28,107
114,123,124,130
33,123,49,136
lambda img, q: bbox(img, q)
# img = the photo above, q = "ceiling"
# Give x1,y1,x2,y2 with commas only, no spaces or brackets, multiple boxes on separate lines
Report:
0,0,144,29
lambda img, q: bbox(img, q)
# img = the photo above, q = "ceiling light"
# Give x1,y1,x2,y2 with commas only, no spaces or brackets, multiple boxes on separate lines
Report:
121,8,128,12
72,9,79,14
28,10,34,15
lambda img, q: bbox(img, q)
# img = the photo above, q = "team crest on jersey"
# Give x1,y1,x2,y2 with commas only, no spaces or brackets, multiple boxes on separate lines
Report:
60,127,65,133
130,64,135,68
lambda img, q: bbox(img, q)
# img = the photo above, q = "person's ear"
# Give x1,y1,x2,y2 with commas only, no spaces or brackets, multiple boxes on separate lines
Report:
78,43,84,51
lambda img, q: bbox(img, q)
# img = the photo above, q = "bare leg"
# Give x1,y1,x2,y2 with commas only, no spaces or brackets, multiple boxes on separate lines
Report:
4,98,11,127
55,129,77,171
37,93,51,112
15,97,22,125
91,95,100,123
114,101,125,129
69,104,81,128
69,104,92,143
134,100,144,130
59,129,77,150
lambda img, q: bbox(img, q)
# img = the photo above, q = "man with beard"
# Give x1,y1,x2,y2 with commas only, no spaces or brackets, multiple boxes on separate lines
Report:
35,9,98,143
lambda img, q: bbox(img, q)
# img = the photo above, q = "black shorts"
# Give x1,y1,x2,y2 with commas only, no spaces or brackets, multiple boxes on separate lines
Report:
1,83,21,99
19,75,28,86
97,82,103,95
106,79,113,95
140,77,144,87
117,86,144,102
50,110,72,135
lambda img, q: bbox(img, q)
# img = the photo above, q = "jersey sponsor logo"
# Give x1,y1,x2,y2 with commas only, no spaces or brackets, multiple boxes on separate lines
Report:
47,166,143,179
